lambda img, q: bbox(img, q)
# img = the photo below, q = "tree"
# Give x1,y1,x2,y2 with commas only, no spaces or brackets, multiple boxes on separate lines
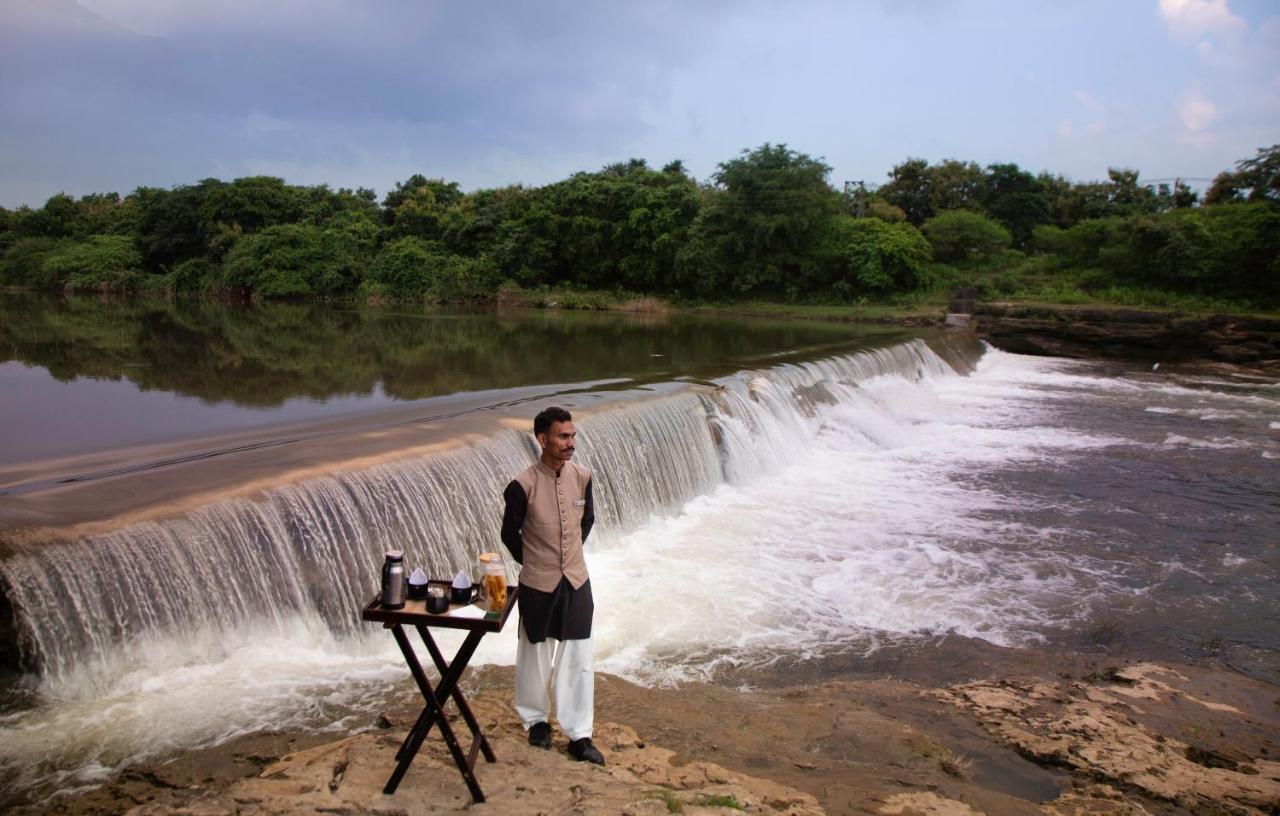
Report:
1032,218,1119,267
696,143,840,294
928,160,985,213
383,176,465,240
133,178,226,272
41,234,144,291
221,223,357,297
0,236,66,287
536,159,699,290
1104,213,1210,289
879,158,933,226
364,237,496,302
922,210,1011,262
1205,144,1280,205
1200,203,1280,300
981,163,1051,248
815,214,932,296
200,176,305,257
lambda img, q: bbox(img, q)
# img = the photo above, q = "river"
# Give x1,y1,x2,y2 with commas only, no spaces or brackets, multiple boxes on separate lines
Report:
0,294,1276,804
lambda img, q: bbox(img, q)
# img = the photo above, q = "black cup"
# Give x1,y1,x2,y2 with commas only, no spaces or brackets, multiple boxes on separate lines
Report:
426,594,449,614
450,584,476,605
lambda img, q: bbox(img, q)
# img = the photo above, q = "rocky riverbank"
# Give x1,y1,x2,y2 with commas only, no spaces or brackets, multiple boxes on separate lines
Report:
971,303,1280,370
19,654,1278,816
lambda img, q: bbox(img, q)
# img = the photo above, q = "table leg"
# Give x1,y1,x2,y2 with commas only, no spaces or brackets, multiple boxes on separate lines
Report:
394,627,485,761
383,625,487,802
417,624,497,763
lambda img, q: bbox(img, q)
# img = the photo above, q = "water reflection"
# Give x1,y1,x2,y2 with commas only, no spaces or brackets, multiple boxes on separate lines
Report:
0,293,897,464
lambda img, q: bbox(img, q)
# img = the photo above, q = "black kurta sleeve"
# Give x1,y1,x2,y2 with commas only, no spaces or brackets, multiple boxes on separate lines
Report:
581,478,595,542
500,480,527,564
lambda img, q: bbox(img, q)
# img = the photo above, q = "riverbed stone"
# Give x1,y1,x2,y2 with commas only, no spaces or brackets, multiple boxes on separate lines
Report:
933,663,1280,815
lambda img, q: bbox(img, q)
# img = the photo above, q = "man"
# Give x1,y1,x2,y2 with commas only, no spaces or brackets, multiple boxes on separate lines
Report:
500,406,605,765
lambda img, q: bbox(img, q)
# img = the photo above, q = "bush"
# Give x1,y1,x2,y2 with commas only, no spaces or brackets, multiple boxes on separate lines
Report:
221,223,355,297
867,199,907,223
1074,268,1116,293
41,234,144,291
366,237,497,302
922,210,1011,262
1032,218,1119,268
1199,203,1280,302
816,215,932,294
169,257,220,293
1105,212,1211,290
1,236,65,287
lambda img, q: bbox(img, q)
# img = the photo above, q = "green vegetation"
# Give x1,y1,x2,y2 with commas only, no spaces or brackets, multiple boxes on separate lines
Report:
642,789,746,813
1,144,1276,311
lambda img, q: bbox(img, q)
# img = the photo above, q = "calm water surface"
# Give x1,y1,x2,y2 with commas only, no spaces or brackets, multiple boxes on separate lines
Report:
0,293,900,466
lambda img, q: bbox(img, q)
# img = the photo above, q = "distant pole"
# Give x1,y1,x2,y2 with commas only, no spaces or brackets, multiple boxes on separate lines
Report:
843,180,867,217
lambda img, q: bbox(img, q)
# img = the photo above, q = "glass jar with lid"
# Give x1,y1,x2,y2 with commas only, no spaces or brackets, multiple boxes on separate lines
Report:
478,552,506,613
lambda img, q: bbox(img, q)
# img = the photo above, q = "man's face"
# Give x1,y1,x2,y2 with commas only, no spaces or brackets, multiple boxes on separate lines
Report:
538,420,577,465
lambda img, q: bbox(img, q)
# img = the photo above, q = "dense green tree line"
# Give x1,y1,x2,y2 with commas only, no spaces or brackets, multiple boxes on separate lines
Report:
1,143,1276,306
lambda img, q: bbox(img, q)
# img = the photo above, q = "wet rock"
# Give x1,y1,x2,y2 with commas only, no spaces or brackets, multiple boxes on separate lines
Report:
934,663,1280,815
973,303,1280,371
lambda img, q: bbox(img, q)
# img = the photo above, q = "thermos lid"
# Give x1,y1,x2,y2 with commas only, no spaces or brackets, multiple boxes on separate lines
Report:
385,550,404,560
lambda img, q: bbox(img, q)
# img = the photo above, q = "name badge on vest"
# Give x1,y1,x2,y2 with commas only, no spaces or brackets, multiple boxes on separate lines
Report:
573,499,586,507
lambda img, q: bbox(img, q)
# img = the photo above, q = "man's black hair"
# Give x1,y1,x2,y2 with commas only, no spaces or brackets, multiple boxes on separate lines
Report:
534,406,572,437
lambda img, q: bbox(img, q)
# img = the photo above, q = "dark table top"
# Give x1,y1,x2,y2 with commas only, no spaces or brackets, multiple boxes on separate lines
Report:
361,580,518,633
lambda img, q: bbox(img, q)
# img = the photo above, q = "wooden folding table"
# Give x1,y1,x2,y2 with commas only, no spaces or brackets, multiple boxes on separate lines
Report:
361,582,518,802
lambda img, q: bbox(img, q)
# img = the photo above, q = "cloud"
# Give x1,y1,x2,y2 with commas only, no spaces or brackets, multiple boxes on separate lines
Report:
1157,0,1245,41
1177,81,1217,134
1073,90,1107,115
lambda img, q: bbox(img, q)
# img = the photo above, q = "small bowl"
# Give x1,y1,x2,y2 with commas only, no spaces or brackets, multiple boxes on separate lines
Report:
407,581,430,601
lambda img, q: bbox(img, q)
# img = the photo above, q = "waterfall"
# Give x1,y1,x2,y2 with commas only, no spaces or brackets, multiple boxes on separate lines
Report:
0,332,982,683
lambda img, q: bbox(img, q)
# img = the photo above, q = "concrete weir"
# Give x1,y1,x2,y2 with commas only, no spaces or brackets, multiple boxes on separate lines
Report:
0,331,984,679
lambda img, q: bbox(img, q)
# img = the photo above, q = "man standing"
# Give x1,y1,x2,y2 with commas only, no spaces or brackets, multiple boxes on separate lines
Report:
500,406,605,765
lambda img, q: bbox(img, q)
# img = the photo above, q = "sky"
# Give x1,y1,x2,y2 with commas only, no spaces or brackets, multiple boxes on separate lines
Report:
1,0,1277,208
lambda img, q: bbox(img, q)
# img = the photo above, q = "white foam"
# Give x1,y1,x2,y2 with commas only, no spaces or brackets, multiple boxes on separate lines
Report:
592,352,1128,685
4,343,1272,799
1161,433,1251,449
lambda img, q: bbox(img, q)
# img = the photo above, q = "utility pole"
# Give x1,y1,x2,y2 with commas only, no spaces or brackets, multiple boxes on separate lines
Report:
843,180,867,218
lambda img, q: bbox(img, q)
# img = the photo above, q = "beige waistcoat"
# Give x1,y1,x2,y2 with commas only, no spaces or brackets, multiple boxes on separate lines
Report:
513,460,592,593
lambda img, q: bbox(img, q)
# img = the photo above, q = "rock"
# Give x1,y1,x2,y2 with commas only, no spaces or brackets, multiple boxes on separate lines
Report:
123,712,825,816
973,303,1280,370
934,664,1280,815
878,791,983,815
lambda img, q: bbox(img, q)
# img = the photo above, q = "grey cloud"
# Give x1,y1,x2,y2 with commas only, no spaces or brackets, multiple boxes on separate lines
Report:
1,0,735,204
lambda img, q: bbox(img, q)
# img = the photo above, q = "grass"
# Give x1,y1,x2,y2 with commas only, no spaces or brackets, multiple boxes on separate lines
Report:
644,790,747,813
491,282,950,323
694,794,746,810
647,789,683,813
903,730,973,779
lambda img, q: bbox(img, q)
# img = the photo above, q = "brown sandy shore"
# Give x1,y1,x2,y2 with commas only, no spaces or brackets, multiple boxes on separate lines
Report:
15,646,1279,816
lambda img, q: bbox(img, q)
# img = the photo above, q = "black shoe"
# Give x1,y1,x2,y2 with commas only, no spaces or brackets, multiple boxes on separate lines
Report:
567,737,605,765
528,721,551,749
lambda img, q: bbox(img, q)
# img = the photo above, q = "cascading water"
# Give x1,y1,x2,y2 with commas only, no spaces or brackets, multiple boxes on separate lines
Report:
13,326,1275,804
0,334,980,686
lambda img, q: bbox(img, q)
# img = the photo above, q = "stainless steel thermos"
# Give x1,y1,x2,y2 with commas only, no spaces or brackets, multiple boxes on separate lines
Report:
381,550,406,609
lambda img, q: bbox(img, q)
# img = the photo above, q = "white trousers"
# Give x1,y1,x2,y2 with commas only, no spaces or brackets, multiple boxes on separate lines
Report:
514,622,594,740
